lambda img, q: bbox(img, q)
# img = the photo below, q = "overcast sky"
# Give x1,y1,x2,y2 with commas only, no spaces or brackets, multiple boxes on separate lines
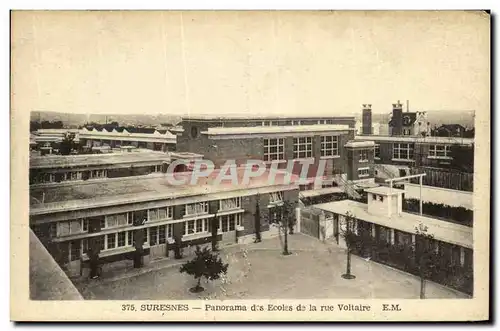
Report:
12,11,489,116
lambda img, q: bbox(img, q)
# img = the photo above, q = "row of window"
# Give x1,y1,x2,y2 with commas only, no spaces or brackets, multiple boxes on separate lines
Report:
263,136,339,162
260,119,335,126
373,144,453,160
66,214,249,261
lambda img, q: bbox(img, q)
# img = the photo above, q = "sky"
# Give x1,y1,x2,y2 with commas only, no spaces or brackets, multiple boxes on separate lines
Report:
11,11,490,116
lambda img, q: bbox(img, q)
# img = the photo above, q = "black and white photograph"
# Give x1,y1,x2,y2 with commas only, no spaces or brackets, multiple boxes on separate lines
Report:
10,9,490,321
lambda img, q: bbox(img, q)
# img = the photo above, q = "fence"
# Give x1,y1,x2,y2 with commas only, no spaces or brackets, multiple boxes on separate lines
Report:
409,166,473,192
299,208,321,239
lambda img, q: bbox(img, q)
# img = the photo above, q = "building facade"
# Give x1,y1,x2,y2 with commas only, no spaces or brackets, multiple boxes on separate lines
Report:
175,116,377,192
30,169,299,277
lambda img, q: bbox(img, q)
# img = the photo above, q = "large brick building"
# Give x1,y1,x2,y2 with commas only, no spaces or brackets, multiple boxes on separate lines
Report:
175,116,377,192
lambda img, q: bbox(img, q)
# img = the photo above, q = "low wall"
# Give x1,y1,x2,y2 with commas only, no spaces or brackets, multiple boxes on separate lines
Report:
404,183,473,209
29,230,83,300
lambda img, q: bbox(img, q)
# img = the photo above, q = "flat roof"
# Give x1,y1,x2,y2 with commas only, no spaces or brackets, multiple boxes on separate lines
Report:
354,135,474,146
202,124,352,136
313,200,472,249
299,186,344,198
30,150,171,169
30,168,300,214
364,186,405,196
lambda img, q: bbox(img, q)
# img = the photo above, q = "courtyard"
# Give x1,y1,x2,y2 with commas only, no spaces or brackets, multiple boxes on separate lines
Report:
76,234,470,300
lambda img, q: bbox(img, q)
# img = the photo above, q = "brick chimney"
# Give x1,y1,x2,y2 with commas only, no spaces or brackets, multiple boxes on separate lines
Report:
391,100,403,136
361,104,372,135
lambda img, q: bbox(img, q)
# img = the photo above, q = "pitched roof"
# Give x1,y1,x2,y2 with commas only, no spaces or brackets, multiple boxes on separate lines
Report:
437,124,466,132
388,112,417,127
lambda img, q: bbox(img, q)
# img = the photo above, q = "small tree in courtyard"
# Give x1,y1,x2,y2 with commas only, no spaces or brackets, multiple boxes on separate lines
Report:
180,245,228,293
210,214,219,251
414,223,438,299
254,197,262,243
340,211,357,280
273,200,297,256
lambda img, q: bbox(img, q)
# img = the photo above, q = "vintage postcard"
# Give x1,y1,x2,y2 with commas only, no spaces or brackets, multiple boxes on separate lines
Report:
10,10,490,321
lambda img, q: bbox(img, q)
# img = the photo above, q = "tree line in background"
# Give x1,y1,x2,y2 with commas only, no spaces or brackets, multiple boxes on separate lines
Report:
403,199,473,227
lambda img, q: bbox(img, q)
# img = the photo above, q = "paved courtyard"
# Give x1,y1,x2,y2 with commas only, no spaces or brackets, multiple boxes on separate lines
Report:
77,234,470,300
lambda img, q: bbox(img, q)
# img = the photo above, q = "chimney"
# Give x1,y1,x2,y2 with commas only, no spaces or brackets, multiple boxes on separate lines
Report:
361,104,372,135
391,100,403,136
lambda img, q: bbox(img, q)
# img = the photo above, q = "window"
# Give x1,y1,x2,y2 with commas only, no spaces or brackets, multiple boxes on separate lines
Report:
107,233,116,248
293,137,312,159
429,145,451,158
321,136,339,157
57,219,88,237
69,241,81,261
403,128,411,136
372,194,377,200
219,214,241,232
358,168,370,178
128,231,134,246
103,213,129,228
374,145,380,158
359,150,369,162
270,191,284,203
90,170,106,179
81,239,89,254
149,226,158,246
393,143,414,160
184,218,209,235
185,202,209,216
64,172,81,181
148,207,173,222
263,138,285,161
158,225,166,244
117,232,126,247
102,231,133,250
379,195,384,202
219,197,241,211
292,120,301,125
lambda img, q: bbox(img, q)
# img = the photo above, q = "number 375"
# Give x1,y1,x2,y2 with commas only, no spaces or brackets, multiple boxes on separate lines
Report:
122,304,136,311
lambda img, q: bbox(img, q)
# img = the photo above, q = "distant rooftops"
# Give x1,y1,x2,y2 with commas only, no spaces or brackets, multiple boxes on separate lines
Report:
203,124,353,137
354,135,474,146
182,114,356,121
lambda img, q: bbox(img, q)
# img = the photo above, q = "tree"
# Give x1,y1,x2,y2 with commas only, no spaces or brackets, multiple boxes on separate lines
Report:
340,212,357,280
59,133,76,155
413,223,438,299
254,197,262,243
180,246,229,293
273,200,297,256
210,214,219,252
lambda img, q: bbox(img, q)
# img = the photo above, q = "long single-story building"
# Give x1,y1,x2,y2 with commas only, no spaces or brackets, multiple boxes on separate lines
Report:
30,167,300,277
311,186,473,294
29,149,203,185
